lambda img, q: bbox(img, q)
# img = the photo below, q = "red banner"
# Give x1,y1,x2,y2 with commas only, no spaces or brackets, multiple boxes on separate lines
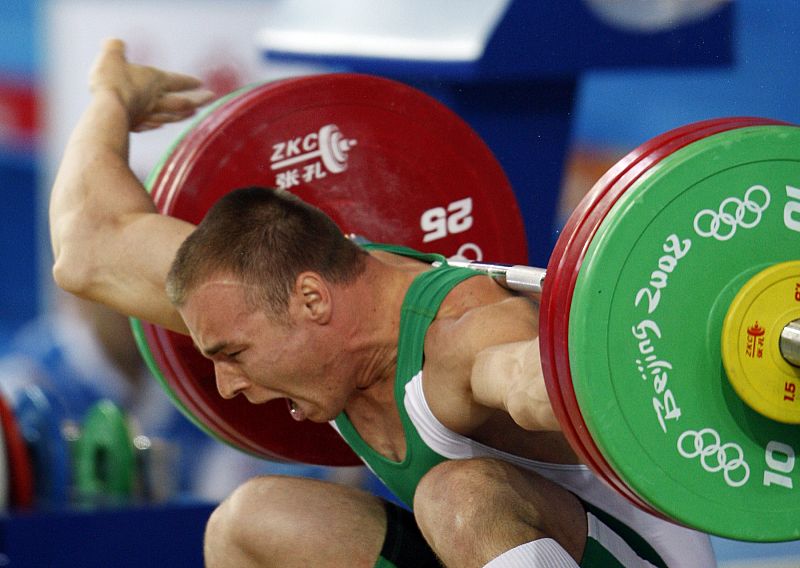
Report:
0,77,38,148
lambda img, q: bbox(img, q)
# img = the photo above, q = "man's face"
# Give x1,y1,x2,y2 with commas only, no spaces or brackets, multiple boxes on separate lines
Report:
178,276,343,422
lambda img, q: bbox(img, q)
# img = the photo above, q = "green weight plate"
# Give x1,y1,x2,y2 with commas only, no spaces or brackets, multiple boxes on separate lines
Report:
74,400,136,502
568,124,800,542
544,118,780,517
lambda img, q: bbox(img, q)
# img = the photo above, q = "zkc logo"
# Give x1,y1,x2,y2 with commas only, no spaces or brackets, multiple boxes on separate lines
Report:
270,124,358,190
745,321,765,359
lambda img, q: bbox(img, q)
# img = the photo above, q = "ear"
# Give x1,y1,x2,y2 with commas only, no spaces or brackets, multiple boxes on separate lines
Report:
293,272,332,325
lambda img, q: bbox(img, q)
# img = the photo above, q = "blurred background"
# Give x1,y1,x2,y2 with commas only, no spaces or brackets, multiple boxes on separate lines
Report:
1,0,799,566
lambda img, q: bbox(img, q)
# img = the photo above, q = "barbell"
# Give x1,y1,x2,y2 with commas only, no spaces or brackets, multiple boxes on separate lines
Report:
129,73,800,542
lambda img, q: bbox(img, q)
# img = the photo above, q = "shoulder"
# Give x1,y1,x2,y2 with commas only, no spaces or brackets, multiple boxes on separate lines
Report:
422,277,539,408
432,277,539,357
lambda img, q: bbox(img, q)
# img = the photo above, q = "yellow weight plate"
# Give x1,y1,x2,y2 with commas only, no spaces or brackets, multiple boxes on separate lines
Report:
722,261,800,423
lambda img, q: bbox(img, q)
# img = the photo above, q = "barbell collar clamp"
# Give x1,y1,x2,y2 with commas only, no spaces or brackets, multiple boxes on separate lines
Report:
780,319,800,368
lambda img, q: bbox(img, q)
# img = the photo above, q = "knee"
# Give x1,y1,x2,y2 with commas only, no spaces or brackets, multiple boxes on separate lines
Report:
414,459,588,564
413,459,512,543
204,495,237,568
205,474,389,568
204,475,308,568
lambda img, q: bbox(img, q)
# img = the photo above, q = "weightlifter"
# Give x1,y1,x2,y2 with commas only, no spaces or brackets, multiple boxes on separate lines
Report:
49,39,716,567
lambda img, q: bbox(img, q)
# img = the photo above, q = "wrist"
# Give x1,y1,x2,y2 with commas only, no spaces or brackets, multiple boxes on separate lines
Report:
89,88,132,128
91,86,126,108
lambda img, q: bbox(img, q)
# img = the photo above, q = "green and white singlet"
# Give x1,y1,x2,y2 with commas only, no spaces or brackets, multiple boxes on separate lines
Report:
332,245,714,567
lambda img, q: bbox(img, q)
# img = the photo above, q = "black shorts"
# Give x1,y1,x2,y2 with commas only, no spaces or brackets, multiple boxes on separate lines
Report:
378,498,670,568
378,501,440,568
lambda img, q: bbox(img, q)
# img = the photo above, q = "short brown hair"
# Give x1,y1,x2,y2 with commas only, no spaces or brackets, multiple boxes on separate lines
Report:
166,187,367,317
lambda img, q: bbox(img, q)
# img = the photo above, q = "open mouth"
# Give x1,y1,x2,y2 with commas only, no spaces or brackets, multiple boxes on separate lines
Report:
287,398,305,421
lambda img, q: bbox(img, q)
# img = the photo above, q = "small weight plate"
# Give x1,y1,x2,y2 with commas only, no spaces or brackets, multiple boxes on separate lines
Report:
722,261,800,423
134,74,529,465
568,124,800,541
74,399,136,501
0,392,34,508
13,384,72,506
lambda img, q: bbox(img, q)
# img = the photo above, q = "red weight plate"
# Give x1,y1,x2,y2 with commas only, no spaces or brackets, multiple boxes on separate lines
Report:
0,403,6,508
542,121,706,513
0,393,34,508
542,117,787,515
142,74,528,465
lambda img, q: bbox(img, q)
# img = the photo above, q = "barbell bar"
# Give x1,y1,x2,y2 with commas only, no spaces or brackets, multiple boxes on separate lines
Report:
781,320,800,367
431,259,547,295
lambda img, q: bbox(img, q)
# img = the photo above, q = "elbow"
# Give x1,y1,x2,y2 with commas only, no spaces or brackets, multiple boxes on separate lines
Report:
52,246,95,297
506,393,561,432
50,211,105,297
506,402,539,432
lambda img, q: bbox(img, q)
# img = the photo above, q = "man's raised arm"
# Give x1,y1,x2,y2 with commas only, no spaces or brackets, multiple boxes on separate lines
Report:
49,39,214,333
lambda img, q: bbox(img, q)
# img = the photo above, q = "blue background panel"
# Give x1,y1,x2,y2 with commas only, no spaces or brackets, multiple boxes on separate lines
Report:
0,502,212,567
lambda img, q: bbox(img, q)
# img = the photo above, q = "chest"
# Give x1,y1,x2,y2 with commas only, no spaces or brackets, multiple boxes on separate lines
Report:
344,382,407,462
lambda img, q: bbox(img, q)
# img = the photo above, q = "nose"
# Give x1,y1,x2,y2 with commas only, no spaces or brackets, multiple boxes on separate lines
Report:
214,361,249,399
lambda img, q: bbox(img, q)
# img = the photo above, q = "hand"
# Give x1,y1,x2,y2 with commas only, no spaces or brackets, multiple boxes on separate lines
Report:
89,38,216,132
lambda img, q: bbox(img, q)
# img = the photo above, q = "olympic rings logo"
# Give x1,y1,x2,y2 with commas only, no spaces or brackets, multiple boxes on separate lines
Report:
677,428,750,488
449,242,483,262
693,185,771,241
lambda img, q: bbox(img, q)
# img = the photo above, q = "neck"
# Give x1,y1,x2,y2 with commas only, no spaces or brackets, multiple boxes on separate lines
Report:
335,253,423,392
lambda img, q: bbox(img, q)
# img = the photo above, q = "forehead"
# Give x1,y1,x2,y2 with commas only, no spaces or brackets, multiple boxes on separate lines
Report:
180,279,251,334
186,278,249,307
